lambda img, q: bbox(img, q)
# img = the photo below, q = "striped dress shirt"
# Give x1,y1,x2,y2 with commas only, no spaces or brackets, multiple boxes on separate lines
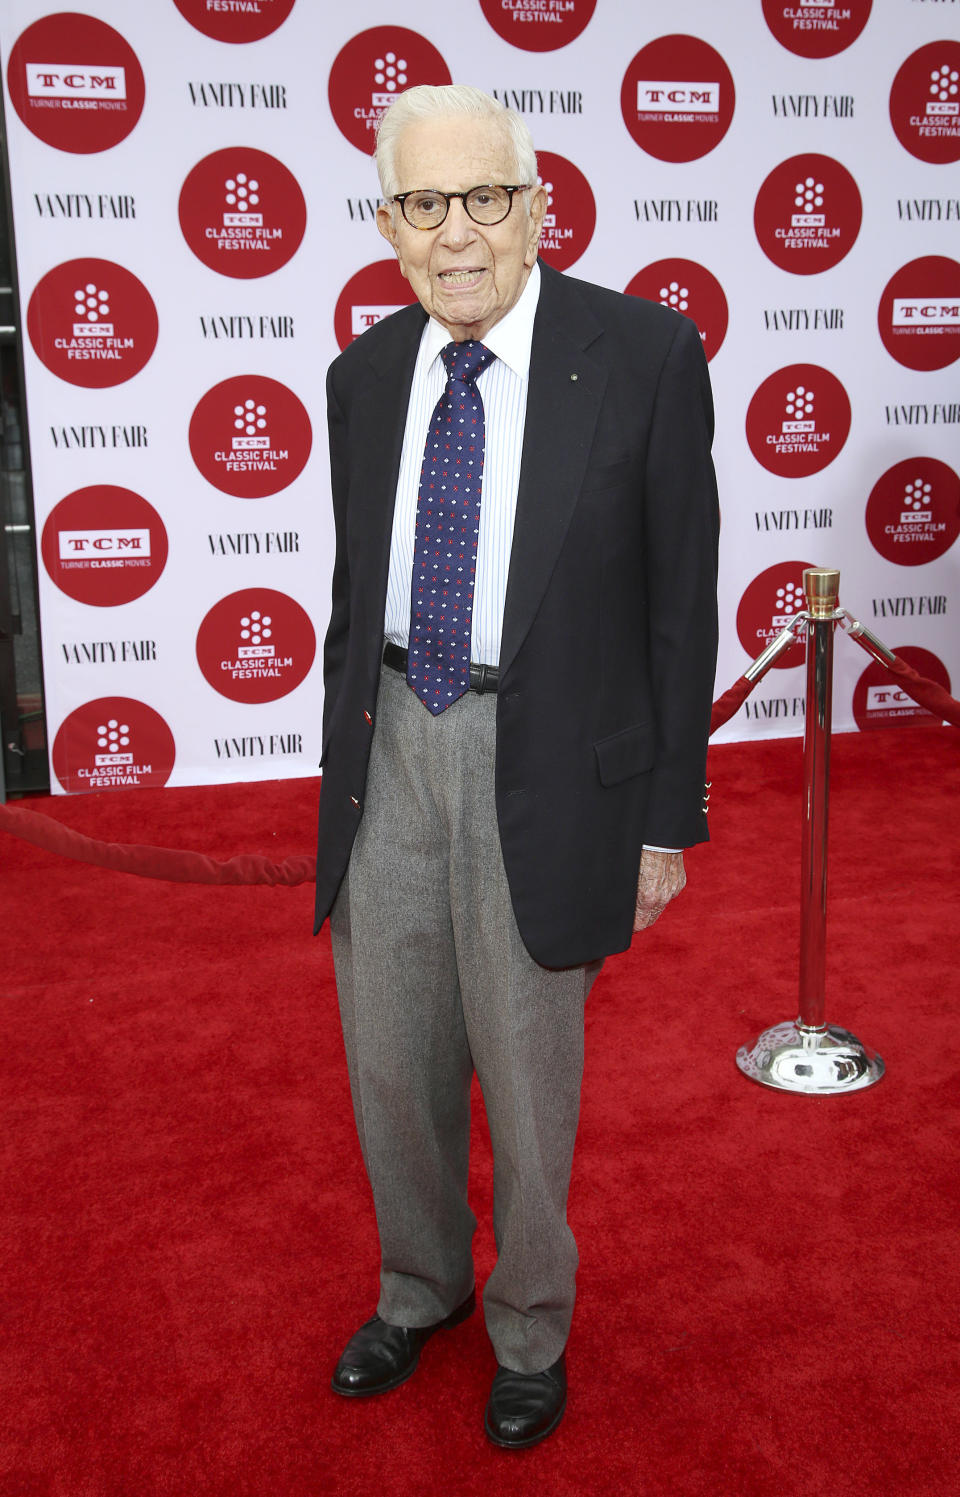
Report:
383,262,540,668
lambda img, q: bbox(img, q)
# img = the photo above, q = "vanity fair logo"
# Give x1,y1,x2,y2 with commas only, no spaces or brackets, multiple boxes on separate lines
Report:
52,697,175,792
736,562,814,668
878,256,960,371
534,152,595,271
890,42,960,165
746,364,851,477
196,589,316,704
478,0,597,52
189,376,312,499
754,154,862,274
171,0,297,43
179,149,306,279
852,646,951,731
328,28,451,153
621,36,735,161
41,487,167,605
26,258,157,389
865,457,960,565
333,259,418,352
6,12,144,153
624,259,728,362
761,0,873,59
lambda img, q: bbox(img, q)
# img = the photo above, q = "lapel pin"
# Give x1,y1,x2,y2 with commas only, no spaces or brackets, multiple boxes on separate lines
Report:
570,372,579,382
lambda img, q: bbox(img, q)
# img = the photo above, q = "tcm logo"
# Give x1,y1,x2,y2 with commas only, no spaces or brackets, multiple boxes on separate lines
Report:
223,172,262,228
371,50,407,108
351,303,405,337
232,396,268,451
58,527,150,560
770,577,805,629
73,282,111,338
927,63,958,118
782,385,815,433
237,610,275,660
94,719,133,768
26,63,126,100
637,80,720,113
866,685,912,713
892,299,960,326
792,177,824,228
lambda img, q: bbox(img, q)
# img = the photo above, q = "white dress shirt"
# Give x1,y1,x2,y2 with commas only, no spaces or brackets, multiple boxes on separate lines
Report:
383,261,540,667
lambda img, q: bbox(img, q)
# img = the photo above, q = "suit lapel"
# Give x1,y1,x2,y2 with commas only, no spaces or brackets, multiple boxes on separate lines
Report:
499,262,606,680
348,306,425,657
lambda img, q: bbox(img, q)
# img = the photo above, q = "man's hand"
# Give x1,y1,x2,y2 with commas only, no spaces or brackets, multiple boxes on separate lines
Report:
633,849,686,932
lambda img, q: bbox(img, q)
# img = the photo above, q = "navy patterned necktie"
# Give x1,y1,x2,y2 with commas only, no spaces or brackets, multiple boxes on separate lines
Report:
407,339,497,714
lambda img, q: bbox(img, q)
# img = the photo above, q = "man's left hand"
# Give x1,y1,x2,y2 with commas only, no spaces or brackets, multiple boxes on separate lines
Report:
633,849,686,932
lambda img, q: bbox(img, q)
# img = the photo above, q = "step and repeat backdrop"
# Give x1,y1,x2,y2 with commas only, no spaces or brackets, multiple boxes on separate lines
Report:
1,0,958,793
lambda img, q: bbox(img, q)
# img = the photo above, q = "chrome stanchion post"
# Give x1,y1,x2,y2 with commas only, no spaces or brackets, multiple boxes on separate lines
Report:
798,567,834,1035
736,567,885,1095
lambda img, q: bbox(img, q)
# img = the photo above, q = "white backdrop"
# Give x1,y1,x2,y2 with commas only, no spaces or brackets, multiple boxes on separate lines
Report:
1,0,958,793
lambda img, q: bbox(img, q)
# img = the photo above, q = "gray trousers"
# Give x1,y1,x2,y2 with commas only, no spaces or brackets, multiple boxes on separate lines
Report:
330,662,592,1374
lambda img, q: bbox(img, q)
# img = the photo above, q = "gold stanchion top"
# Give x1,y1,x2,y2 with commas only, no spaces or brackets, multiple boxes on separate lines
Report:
803,567,840,619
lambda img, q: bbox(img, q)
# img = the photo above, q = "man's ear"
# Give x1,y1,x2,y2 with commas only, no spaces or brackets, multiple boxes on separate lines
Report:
376,203,407,278
524,185,547,269
376,203,398,251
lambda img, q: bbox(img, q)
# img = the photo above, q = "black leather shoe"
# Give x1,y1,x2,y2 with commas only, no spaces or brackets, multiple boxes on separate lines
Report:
331,1289,475,1397
484,1353,567,1448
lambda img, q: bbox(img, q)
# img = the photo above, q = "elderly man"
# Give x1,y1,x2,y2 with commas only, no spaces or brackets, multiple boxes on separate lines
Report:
315,84,718,1448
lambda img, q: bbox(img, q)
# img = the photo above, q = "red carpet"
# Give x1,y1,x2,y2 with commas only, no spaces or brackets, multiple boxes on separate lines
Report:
2,727,959,1497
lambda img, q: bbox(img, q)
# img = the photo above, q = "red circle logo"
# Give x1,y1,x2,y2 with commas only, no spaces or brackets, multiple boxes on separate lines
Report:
6,13,144,154
746,364,851,478
865,458,960,566
877,256,960,372
625,259,728,362
736,562,814,669
534,152,595,271
754,154,862,275
189,376,312,500
478,0,597,52
328,28,451,154
852,646,951,731
196,589,316,704
333,259,419,351
621,36,735,162
52,697,175,793
171,0,296,43
890,41,960,165
26,258,157,389
179,148,306,279
41,486,168,605
762,0,872,59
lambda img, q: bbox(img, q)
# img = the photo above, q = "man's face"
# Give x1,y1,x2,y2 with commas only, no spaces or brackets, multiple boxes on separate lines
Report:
376,114,546,343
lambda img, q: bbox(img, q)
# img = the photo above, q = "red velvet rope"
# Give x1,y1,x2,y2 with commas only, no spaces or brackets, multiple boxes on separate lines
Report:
882,656,960,730
1,650,956,884
710,675,753,735
0,803,316,885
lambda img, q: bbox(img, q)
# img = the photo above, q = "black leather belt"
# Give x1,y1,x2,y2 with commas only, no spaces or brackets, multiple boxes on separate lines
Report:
383,641,499,695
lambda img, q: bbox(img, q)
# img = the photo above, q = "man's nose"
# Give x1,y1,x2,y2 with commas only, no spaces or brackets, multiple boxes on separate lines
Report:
439,197,477,247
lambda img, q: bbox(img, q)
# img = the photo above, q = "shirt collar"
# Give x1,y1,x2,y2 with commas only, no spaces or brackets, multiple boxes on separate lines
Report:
422,260,541,380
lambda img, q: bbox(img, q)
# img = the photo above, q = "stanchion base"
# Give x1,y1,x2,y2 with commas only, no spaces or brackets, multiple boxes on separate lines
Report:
736,1021,885,1094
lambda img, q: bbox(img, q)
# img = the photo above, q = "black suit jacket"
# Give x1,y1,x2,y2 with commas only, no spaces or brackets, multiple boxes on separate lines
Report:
314,259,719,967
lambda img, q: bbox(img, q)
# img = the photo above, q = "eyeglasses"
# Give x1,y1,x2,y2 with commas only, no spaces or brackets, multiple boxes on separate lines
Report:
392,184,531,231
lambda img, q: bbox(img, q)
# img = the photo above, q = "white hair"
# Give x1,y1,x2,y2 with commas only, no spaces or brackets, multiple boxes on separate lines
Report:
374,84,537,202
